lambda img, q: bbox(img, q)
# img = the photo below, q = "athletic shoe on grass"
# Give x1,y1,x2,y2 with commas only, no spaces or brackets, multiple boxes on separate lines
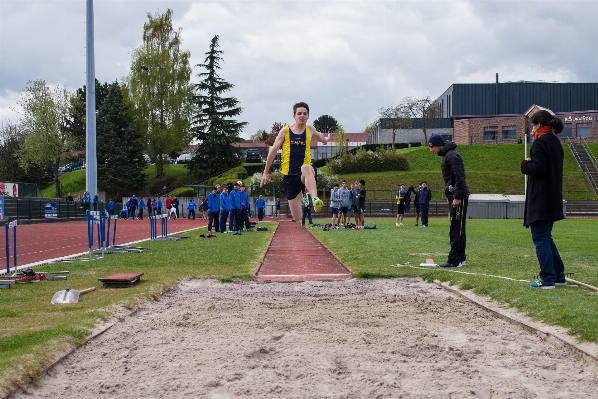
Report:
555,279,567,286
458,260,466,267
530,280,555,289
439,262,459,268
312,197,324,212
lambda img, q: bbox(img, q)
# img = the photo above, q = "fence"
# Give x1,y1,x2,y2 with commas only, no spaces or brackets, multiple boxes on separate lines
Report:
0,197,125,223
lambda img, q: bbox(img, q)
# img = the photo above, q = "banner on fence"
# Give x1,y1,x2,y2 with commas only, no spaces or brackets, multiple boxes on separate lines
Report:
0,182,18,197
45,201,58,218
0,196,4,221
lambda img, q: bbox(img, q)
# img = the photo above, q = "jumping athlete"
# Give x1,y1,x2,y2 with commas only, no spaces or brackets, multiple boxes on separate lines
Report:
260,102,330,222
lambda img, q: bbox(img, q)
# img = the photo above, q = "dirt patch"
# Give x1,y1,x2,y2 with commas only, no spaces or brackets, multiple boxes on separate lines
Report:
16,278,598,398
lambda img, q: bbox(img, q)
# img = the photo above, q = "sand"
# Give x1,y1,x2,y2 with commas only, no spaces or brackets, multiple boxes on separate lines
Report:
15,278,598,399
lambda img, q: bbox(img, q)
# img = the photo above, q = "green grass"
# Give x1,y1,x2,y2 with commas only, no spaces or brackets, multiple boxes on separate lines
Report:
2,217,598,396
41,169,86,198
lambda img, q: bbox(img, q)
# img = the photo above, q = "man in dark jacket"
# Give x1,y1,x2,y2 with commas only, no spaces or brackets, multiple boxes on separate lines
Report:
521,110,566,289
429,134,470,267
417,181,432,227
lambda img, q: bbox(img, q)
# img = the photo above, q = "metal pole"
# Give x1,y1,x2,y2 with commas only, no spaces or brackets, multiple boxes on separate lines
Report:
85,0,97,195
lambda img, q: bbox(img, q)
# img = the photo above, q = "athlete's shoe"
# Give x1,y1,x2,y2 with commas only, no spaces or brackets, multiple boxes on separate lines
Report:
312,197,324,212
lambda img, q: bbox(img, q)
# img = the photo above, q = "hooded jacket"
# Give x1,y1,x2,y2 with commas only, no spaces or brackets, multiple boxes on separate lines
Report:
439,141,470,200
520,133,564,227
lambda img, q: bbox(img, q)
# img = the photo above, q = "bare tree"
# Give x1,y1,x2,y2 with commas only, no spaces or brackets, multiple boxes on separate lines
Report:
378,105,411,151
399,96,438,144
250,129,268,142
334,125,348,156
265,122,284,146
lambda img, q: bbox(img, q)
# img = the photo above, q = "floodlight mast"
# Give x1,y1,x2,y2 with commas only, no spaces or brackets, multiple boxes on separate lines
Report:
85,0,97,196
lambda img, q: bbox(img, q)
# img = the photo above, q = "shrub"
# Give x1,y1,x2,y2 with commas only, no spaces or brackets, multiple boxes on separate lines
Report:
327,147,409,174
208,166,248,186
169,187,196,197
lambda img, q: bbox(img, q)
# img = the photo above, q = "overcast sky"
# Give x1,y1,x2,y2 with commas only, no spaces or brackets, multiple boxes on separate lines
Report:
2,0,597,138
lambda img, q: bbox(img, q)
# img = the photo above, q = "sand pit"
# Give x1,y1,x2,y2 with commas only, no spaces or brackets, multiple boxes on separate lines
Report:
16,278,598,398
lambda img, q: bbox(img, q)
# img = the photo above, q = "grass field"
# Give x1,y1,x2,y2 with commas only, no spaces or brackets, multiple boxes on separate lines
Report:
1,216,597,394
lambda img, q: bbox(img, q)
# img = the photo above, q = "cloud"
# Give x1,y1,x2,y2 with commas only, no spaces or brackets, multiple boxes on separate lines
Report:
2,0,598,138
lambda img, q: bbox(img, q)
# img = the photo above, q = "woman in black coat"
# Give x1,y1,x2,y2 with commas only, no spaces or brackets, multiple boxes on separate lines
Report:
521,110,566,289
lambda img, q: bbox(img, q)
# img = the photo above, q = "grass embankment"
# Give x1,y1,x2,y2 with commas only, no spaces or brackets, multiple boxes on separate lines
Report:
44,144,598,201
334,144,596,200
2,217,598,394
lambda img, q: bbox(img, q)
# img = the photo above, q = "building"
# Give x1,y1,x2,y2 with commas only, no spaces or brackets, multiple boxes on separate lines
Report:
368,79,598,145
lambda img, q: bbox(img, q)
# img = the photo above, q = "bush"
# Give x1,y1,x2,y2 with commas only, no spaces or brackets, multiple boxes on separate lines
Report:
208,166,249,186
169,187,196,197
327,147,409,174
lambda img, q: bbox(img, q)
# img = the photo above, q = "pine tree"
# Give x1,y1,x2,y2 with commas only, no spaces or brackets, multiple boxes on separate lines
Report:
190,35,246,179
97,82,147,197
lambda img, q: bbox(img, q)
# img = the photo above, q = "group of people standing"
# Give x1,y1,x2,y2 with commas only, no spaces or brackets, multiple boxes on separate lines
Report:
395,182,432,227
203,182,255,235
325,180,367,229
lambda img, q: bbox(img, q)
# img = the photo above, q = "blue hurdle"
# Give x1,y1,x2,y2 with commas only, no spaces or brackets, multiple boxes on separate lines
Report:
4,220,17,273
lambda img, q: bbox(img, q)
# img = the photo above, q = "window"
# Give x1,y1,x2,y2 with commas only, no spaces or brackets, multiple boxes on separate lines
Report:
558,123,572,138
502,126,517,141
576,123,593,138
484,126,498,142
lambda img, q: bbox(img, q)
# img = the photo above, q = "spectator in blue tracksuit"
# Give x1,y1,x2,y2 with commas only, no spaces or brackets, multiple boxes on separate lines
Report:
240,184,251,231
256,195,266,221
129,195,138,220
138,198,146,219
418,181,432,227
229,182,242,235
207,187,220,232
187,199,196,220
219,186,232,233
93,193,99,211
107,199,115,216
156,198,163,215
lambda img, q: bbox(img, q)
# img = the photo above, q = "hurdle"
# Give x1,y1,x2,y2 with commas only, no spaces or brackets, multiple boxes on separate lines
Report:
4,220,17,274
150,214,169,240
101,213,145,254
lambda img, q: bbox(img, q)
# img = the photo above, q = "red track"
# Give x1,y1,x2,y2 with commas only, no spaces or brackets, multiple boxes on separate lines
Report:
255,222,352,281
0,217,205,272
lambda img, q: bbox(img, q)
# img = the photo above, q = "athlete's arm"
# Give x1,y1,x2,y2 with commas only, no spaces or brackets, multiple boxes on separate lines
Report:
260,127,286,187
308,125,330,144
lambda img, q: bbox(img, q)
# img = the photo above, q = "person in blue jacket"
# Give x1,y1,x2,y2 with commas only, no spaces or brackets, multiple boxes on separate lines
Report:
138,198,146,220
256,195,266,221
129,195,138,220
240,184,252,231
107,198,115,216
207,187,220,232
229,182,242,235
219,186,232,233
187,199,197,220
156,197,163,215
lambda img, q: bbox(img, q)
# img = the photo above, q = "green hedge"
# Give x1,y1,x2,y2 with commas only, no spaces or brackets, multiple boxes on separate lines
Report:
327,148,409,174
207,166,249,187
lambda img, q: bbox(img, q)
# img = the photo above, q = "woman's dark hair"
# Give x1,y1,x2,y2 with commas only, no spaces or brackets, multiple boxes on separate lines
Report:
531,110,564,134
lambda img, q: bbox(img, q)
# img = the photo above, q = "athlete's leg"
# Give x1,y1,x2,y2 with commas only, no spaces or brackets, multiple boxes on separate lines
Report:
300,164,317,197
288,196,302,221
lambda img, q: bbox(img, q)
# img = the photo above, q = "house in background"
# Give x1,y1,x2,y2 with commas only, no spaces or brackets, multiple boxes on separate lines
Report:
311,133,369,160
232,141,269,160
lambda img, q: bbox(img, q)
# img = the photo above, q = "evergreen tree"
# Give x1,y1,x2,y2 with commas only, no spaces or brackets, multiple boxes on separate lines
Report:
313,115,339,133
66,79,109,153
189,35,246,179
96,82,147,197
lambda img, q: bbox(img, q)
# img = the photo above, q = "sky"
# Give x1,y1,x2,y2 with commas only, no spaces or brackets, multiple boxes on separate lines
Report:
2,0,598,138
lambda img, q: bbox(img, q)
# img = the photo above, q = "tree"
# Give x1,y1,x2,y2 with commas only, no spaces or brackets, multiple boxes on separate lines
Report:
189,35,247,179
363,120,378,134
378,105,411,151
265,122,284,146
313,115,339,133
126,8,193,177
66,79,110,153
16,80,75,197
96,82,147,198
334,125,349,156
0,122,26,182
399,96,438,143
249,129,268,142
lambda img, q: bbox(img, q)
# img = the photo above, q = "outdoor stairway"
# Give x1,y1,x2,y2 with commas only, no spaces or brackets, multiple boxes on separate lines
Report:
567,139,598,198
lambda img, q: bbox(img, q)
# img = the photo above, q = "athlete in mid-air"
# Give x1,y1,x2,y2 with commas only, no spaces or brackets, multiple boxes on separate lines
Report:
260,102,330,222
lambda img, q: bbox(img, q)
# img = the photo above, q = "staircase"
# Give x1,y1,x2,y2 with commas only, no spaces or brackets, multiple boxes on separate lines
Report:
567,138,598,198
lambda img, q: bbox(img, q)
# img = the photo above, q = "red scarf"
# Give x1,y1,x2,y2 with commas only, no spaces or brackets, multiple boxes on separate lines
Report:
533,126,553,139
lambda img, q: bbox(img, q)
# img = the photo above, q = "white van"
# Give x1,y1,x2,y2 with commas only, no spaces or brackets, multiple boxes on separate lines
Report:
176,154,193,164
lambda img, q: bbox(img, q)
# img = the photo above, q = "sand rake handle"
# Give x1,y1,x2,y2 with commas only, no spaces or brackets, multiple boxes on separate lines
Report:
566,278,598,292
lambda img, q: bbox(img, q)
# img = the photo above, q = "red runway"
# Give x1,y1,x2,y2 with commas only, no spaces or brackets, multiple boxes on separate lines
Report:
1,217,206,273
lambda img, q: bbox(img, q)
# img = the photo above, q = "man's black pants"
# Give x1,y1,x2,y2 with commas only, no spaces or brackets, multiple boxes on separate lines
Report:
448,196,468,265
